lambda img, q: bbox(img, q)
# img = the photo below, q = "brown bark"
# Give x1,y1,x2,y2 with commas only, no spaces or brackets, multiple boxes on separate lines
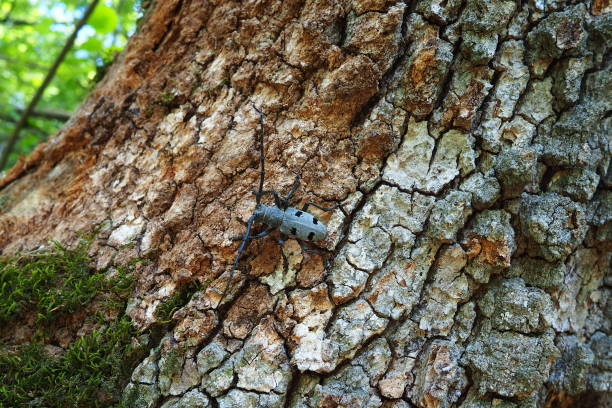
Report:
1,0,610,407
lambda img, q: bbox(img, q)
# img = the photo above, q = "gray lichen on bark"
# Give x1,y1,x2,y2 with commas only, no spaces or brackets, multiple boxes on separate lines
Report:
0,0,610,407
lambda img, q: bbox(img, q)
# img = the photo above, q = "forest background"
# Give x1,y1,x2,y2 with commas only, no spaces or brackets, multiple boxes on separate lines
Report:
0,0,140,170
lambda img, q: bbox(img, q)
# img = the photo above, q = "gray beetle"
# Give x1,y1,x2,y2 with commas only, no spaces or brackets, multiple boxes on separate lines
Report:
258,205,326,242
231,106,346,271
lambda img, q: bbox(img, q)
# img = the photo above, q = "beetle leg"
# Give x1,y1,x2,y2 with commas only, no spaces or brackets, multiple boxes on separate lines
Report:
282,173,301,209
301,201,348,216
231,226,274,241
252,189,283,208
232,214,257,269
277,232,287,247
226,216,254,303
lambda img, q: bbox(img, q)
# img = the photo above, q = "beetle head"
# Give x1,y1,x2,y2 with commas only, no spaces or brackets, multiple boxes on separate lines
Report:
253,204,283,227
253,203,266,222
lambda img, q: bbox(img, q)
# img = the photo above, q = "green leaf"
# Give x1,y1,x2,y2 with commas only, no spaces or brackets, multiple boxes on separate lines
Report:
88,4,119,34
0,0,140,171
80,36,103,53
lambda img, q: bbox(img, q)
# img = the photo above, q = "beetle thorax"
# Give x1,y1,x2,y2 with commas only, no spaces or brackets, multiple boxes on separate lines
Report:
253,204,284,227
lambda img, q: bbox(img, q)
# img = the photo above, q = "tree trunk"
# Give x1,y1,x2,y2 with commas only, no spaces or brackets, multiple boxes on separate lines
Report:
0,0,610,407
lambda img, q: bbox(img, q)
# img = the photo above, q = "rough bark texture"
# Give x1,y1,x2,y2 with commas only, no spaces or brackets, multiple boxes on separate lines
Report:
0,0,610,407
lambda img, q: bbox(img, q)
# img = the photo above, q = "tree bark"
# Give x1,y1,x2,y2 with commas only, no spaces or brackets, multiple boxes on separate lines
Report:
0,0,610,407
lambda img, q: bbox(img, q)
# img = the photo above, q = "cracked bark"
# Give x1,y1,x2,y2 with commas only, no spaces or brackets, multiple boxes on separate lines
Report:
0,0,610,407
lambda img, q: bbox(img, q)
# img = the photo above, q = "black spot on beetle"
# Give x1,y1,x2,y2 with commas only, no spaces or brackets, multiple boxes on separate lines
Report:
291,227,297,235
295,211,303,217
312,217,319,225
308,232,315,240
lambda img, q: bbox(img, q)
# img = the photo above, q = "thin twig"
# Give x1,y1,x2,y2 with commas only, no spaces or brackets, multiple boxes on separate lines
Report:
0,0,100,170
15,108,72,121
0,18,36,26
0,113,48,138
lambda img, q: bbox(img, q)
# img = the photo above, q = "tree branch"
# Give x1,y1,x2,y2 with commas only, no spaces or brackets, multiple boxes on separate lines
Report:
15,108,72,121
0,113,49,138
0,0,100,170
0,18,36,26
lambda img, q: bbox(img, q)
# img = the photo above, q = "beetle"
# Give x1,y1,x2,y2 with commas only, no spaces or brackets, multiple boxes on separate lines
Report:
231,105,346,271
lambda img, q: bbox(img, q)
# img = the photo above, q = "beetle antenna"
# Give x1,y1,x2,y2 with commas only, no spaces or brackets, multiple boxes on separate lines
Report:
252,104,265,205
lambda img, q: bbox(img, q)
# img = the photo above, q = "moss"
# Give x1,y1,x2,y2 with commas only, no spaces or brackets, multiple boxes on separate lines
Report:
0,317,147,407
0,239,94,324
156,92,175,106
155,281,201,324
120,382,160,408
0,239,135,325
0,238,151,407
159,343,188,381
0,195,9,212
120,383,140,408
143,103,154,117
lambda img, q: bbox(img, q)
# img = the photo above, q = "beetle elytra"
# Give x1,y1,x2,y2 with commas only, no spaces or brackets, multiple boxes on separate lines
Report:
231,105,346,271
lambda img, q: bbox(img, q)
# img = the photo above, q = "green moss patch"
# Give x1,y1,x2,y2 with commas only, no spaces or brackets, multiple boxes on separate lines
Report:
155,281,201,324
0,317,147,407
0,239,150,407
0,240,108,324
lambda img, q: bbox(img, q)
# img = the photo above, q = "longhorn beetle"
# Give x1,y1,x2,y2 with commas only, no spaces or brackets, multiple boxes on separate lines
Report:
231,105,347,272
